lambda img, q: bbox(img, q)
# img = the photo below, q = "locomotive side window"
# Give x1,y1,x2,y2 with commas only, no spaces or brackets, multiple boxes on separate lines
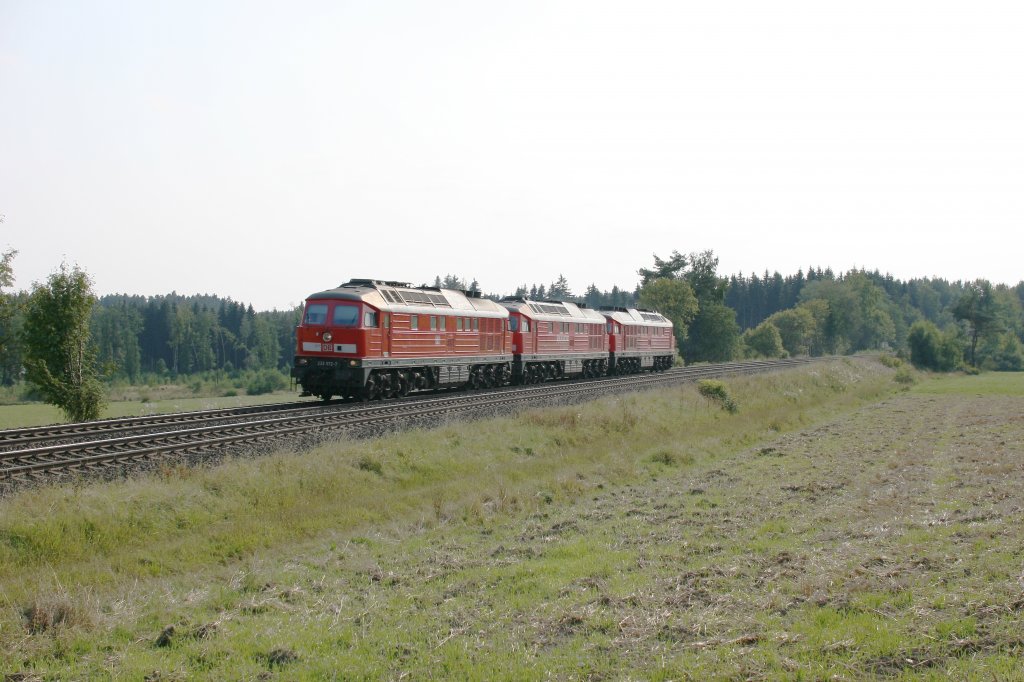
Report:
430,316,437,331
410,315,419,330
522,319,530,333
304,303,328,325
457,318,464,331
363,311,379,328
332,304,359,327
473,318,479,331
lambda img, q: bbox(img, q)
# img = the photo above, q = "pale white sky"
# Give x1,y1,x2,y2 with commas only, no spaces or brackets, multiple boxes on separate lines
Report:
1,1,1022,310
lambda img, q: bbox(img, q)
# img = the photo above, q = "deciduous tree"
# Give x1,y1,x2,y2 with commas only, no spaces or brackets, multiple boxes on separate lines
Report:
21,263,105,421
766,307,815,356
638,277,698,348
684,303,741,364
743,321,786,358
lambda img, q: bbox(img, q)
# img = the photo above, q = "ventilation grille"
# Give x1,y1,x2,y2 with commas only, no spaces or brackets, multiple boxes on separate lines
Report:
528,303,570,316
389,290,452,308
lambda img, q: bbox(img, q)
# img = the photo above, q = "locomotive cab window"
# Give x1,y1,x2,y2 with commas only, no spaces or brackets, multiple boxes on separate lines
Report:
304,303,328,325
332,304,360,327
523,319,530,333
363,311,379,328
509,317,518,332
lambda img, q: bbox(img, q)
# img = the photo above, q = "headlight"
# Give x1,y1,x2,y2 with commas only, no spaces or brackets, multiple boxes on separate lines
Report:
323,332,333,342
349,360,358,366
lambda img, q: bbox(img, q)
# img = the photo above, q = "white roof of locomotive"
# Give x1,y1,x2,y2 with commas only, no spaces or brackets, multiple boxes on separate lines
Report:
306,279,508,319
600,307,673,328
499,298,606,324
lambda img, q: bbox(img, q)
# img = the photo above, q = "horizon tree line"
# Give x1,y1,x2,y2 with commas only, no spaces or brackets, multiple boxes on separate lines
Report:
1,250,1022,420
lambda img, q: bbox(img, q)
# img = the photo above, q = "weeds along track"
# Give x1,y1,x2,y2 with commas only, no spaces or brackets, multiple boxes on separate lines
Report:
0,358,811,487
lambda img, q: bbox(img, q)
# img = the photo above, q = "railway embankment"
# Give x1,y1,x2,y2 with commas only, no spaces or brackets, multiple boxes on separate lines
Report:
4,358,1021,678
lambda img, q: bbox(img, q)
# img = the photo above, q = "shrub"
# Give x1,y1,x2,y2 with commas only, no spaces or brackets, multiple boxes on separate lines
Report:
743,321,786,359
894,365,917,386
979,333,1024,371
357,455,383,475
878,354,902,368
648,450,677,466
245,369,289,396
908,321,961,372
697,379,738,413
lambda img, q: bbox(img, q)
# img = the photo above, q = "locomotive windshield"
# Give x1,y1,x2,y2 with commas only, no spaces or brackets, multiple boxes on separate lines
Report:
332,303,359,326
304,303,328,325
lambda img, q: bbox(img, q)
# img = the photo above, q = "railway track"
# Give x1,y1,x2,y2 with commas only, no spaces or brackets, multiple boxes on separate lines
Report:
0,358,813,485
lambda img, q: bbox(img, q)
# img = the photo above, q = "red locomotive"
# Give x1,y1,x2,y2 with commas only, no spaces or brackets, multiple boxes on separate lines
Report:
600,306,676,373
292,279,511,400
501,297,609,383
291,278,676,400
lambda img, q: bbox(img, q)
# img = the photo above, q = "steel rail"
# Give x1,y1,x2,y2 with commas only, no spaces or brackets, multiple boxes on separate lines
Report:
0,358,809,451
0,399,324,448
0,358,813,481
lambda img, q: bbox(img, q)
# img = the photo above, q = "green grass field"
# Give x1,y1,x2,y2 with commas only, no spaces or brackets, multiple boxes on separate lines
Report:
2,360,1023,679
0,390,308,430
911,370,1024,396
